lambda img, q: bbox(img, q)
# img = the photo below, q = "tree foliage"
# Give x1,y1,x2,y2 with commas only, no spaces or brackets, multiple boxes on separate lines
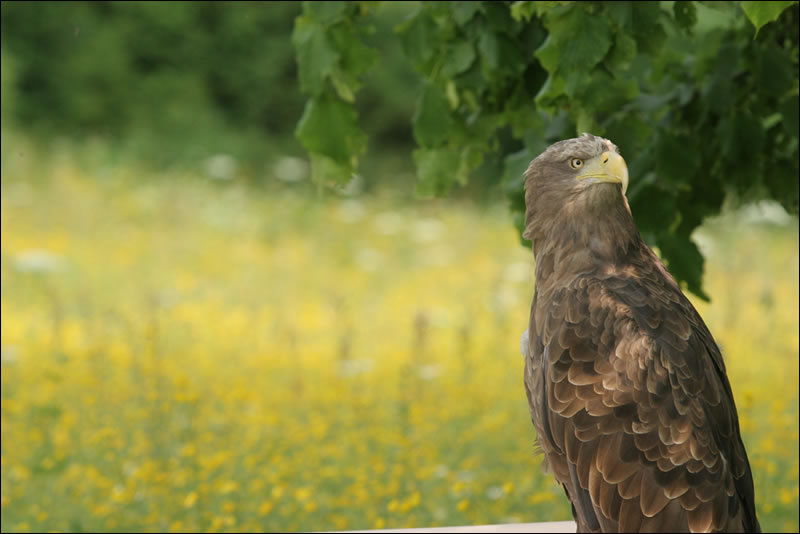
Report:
293,0,799,299
1,1,306,166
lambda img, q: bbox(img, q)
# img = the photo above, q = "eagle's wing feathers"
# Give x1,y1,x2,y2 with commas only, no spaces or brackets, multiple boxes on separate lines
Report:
525,261,757,533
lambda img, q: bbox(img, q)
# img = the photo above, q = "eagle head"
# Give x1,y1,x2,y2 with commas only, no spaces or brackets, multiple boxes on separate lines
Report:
523,133,630,242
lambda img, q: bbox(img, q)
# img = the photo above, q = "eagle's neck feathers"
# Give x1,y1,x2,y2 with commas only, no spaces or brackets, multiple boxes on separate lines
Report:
529,184,642,280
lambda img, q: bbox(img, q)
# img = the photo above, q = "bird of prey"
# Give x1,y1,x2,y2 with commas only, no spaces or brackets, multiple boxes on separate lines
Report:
521,134,760,533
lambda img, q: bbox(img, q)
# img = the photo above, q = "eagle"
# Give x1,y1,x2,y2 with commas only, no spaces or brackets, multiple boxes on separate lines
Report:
521,134,760,533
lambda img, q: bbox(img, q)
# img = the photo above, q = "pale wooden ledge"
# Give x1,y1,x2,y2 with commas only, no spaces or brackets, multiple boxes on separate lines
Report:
334,520,577,533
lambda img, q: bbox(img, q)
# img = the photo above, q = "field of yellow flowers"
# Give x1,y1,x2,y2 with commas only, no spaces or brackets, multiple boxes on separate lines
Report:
1,154,798,533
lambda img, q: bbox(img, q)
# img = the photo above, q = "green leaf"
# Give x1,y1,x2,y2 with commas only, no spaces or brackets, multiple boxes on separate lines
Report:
698,1,738,13
502,147,532,195
482,1,520,32
628,2,667,54
753,45,796,99
510,1,537,22
505,103,544,139
574,110,600,137
656,233,709,301
412,82,454,148
356,1,382,15
324,23,378,101
704,42,740,114
329,23,379,78
673,1,698,32
740,1,796,34
445,80,460,109
529,1,573,18
716,112,765,192
441,41,477,78
534,74,566,110
330,68,356,103
452,1,483,26
781,94,799,138
535,5,612,74
717,113,764,161
396,8,437,71
478,32,525,76
655,133,699,186
457,145,484,183
606,32,637,72
305,1,349,25
295,94,366,168
309,153,353,186
292,16,339,95
605,2,632,29
413,147,462,197
628,185,679,235
564,69,638,110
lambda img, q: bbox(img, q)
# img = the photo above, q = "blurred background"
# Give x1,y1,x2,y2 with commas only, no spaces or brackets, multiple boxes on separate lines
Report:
1,1,798,533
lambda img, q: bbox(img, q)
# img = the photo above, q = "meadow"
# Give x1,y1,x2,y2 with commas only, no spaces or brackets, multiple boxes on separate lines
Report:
1,154,798,533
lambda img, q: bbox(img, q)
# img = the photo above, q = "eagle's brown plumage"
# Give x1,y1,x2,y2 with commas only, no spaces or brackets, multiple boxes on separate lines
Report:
522,134,760,533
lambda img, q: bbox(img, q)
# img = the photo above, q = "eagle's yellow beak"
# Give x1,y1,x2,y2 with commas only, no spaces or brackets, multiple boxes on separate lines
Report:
576,151,628,195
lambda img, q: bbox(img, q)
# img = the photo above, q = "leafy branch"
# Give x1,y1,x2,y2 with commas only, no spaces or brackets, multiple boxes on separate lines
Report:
293,0,798,299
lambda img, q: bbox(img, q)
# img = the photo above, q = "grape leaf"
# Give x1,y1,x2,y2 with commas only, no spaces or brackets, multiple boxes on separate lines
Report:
306,1,349,24
292,16,339,96
535,5,612,74
295,94,366,171
656,233,710,301
782,94,799,138
396,8,437,71
413,147,462,197
510,1,537,22
452,1,483,26
673,1,698,32
740,1,796,34
606,32,637,72
441,41,477,78
412,82,454,148
309,153,352,187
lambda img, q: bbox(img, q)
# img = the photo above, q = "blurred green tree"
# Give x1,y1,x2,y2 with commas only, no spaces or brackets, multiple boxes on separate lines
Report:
293,0,799,299
1,1,307,166
0,1,423,179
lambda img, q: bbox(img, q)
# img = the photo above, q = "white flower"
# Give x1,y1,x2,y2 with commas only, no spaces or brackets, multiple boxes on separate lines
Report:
14,249,66,273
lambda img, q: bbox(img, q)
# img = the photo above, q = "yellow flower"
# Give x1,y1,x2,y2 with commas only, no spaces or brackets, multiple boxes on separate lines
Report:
294,487,312,502
218,480,238,495
258,501,273,516
91,504,112,517
529,492,555,504
183,491,198,509
271,485,285,499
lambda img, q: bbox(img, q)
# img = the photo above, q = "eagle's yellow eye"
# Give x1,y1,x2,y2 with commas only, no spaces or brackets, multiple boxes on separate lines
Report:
569,158,583,169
